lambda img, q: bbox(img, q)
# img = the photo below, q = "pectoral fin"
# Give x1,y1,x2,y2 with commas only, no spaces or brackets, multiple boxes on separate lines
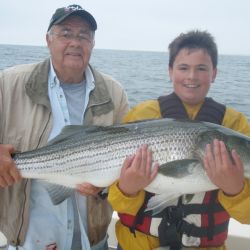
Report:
158,159,200,178
42,182,74,205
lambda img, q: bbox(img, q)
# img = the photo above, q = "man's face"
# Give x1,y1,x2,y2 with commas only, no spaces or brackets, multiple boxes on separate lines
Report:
46,15,95,79
169,48,217,106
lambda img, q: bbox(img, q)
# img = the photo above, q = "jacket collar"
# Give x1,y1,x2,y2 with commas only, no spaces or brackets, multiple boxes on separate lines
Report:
87,65,113,108
25,59,114,114
25,58,51,109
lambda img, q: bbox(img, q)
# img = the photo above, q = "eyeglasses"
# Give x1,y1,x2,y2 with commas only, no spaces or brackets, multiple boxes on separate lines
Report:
50,29,93,44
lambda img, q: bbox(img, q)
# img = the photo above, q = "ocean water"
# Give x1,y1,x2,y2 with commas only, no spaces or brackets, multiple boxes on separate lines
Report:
0,44,249,119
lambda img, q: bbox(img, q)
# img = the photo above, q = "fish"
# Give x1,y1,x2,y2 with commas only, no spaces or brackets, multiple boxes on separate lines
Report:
13,118,250,210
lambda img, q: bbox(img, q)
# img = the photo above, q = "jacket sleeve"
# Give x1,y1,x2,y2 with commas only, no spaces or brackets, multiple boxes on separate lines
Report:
108,181,145,215
222,107,250,135
218,179,250,223
122,100,161,123
219,107,250,223
115,88,129,123
0,71,3,143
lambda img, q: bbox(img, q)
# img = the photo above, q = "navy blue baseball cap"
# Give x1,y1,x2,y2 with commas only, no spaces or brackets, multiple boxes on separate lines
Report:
47,4,97,31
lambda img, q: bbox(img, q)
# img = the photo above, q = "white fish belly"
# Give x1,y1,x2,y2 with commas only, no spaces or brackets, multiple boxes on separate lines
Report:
146,172,217,196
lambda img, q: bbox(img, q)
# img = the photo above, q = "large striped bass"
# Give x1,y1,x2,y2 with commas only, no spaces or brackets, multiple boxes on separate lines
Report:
13,118,250,210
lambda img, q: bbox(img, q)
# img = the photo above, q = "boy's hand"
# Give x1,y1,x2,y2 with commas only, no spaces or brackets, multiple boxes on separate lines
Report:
118,144,159,197
203,139,244,196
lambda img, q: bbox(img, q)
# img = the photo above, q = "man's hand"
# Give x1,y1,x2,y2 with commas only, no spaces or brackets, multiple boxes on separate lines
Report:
76,183,102,196
118,144,159,197
0,144,22,187
203,139,244,196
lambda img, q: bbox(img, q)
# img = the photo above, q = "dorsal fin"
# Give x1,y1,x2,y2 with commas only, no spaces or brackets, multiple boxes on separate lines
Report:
47,124,130,146
47,125,103,146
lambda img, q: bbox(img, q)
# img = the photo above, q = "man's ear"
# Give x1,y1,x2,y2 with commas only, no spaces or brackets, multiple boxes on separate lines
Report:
46,33,51,47
91,39,95,49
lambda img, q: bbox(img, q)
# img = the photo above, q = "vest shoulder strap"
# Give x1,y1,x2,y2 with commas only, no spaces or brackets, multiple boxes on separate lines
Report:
158,92,226,124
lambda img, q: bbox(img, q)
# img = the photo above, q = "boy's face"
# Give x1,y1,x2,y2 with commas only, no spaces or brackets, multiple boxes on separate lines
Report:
169,48,217,106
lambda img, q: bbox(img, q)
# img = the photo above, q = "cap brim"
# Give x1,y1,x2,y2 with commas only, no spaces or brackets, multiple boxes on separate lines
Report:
48,10,97,31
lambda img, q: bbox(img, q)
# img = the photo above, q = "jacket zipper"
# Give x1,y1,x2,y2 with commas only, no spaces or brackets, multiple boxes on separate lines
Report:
15,112,51,246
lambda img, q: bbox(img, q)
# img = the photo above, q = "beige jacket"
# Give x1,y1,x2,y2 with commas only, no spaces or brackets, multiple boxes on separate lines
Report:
0,59,129,246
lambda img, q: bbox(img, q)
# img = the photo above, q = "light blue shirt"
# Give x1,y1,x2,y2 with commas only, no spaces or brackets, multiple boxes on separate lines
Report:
47,62,95,141
9,62,108,250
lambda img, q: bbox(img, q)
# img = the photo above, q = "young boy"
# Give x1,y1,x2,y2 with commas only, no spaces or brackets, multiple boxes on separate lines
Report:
108,30,250,250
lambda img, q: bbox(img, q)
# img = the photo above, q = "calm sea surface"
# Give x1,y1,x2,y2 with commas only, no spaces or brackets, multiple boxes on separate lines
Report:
0,44,250,119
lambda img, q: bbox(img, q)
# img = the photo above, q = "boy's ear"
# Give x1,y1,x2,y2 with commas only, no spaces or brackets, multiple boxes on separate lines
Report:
212,68,217,82
169,67,173,81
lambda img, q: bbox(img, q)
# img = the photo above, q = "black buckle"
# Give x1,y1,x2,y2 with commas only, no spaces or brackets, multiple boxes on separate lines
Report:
166,206,185,222
158,219,182,249
97,188,108,200
158,205,185,249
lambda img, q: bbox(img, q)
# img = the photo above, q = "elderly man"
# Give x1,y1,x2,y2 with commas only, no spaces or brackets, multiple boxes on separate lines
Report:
0,4,128,250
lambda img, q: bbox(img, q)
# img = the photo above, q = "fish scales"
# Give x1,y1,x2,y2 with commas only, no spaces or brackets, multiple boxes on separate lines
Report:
15,121,203,175
12,118,250,208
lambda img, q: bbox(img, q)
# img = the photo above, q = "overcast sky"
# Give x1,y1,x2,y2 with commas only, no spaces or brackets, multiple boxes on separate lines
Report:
1,0,250,55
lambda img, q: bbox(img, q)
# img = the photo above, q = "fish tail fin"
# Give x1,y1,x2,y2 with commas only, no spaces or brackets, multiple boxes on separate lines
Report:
145,192,182,215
